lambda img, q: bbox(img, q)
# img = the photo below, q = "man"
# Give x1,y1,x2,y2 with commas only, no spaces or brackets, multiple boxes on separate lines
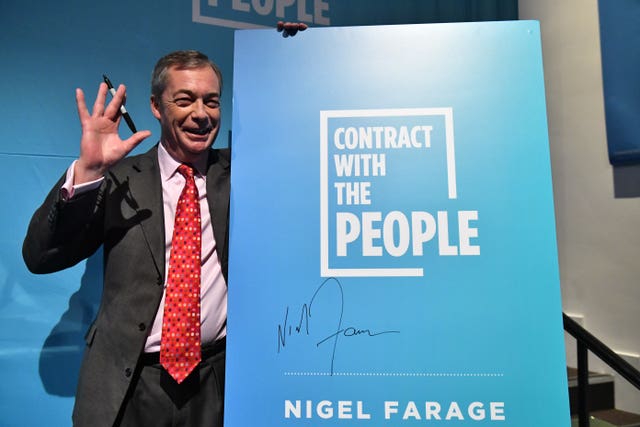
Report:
24,50,229,426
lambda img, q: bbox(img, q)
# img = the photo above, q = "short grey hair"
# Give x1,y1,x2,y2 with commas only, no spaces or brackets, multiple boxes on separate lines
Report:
151,50,223,99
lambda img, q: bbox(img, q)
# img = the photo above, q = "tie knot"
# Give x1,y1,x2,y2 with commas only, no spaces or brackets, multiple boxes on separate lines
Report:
177,164,194,179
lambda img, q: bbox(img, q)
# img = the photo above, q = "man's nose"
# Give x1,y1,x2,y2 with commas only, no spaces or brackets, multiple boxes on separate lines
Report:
191,100,207,121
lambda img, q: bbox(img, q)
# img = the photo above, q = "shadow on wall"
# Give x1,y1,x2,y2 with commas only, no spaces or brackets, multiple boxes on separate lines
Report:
39,249,103,397
613,164,640,198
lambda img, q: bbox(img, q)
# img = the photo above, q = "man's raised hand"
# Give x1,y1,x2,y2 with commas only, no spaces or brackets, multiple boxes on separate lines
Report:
74,83,151,184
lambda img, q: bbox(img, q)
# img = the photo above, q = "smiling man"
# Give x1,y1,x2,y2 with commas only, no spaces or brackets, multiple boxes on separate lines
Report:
23,50,231,427
151,53,222,164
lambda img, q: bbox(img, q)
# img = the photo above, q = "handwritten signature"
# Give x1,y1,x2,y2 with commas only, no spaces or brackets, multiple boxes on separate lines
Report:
276,277,400,375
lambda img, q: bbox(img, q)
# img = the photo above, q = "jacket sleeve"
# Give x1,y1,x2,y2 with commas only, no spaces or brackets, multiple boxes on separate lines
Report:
22,173,105,274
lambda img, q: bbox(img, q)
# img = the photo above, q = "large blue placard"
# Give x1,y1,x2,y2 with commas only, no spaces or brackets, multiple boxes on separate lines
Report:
228,21,569,426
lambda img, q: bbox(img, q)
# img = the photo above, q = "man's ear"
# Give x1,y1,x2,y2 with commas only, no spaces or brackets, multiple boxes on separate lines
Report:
150,95,162,120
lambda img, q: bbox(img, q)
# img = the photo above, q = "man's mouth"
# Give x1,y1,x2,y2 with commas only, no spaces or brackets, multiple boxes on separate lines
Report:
184,127,212,136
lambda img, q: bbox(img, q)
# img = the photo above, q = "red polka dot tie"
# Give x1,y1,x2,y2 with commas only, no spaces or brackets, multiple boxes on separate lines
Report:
160,164,202,383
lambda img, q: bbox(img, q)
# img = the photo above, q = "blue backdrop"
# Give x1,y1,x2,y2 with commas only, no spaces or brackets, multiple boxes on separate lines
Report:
1,1,517,425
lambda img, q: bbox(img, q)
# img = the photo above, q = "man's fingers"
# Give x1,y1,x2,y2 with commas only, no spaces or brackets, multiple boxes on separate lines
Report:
76,88,90,121
288,22,308,32
91,83,109,117
104,84,127,120
277,21,308,37
122,130,152,152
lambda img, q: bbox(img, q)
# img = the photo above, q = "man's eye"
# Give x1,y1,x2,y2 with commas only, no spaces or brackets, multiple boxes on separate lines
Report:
174,98,192,107
206,99,220,108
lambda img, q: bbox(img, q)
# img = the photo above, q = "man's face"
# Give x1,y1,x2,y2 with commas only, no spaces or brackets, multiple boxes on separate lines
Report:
151,66,221,164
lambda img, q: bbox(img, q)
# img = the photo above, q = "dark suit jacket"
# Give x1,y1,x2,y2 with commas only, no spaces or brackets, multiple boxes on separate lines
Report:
23,145,230,427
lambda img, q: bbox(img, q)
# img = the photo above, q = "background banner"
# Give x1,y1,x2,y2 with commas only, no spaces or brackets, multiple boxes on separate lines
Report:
0,2,516,425
598,0,640,165
228,21,569,426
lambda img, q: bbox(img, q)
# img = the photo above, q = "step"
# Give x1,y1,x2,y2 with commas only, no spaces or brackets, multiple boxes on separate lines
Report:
568,367,616,413
592,409,640,427
571,409,640,427
568,367,640,427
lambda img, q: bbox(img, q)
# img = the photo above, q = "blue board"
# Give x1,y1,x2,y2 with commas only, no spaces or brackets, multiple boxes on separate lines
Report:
228,21,569,426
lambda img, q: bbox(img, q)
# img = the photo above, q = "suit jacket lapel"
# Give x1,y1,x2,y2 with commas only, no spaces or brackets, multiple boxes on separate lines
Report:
116,146,228,283
206,148,231,281
127,146,165,280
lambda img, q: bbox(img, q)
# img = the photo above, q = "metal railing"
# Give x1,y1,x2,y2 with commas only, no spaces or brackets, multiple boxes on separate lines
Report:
563,313,640,427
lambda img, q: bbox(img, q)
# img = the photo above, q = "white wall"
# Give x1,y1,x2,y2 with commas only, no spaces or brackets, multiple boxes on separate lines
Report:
519,0,640,412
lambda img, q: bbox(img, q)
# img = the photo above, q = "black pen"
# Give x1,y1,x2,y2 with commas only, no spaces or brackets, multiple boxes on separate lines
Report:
102,74,137,133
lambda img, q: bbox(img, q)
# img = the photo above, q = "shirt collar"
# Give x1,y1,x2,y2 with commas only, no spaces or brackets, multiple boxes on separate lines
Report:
157,142,208,181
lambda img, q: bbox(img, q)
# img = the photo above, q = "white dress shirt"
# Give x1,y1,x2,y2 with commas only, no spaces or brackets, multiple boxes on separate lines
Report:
62,144,228,353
